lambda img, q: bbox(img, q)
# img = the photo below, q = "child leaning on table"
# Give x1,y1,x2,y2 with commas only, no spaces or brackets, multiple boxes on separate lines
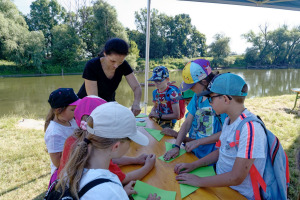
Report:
163,59,227,161
56,102,160,200
148,66,180,129
175,73,267,200
57,96,156,192
44,88,81,176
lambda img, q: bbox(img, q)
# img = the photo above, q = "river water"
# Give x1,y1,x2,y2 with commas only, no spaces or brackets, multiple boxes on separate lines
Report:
0,68,299,118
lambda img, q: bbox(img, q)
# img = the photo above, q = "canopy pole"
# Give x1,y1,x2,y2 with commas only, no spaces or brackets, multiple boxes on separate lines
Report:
144,0,151,114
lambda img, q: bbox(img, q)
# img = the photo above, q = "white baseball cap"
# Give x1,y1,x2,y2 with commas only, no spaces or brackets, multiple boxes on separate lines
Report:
87,102,149,146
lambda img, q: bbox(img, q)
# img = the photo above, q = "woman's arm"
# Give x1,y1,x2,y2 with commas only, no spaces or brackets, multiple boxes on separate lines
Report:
125,73,142,116
49,152,62,168
84,79,98,96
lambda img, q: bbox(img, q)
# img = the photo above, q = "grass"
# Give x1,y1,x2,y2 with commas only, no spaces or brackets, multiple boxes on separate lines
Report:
0,95,299,200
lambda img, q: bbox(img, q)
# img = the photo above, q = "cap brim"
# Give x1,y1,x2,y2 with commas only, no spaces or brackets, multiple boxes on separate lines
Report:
69,99,81,106
175,95,184,100
179,82,196,92
129,130,149,146
197,90,212,97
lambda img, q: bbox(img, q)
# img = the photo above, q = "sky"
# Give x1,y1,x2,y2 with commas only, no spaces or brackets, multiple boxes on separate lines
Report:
13,0,300,54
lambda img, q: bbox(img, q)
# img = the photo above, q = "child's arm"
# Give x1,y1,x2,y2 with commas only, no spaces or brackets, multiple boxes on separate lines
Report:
159,103,180,120
112,154,147,166
176,157,255,187
49,152,62,168
185,131,221,152
122,154,156,185
163,113,194,161
149,105,159,118
174,149,219,174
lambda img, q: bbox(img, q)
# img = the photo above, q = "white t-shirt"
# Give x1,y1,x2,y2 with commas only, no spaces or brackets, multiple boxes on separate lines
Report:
79,168,128,200
44,119,78,174
216,109,267,200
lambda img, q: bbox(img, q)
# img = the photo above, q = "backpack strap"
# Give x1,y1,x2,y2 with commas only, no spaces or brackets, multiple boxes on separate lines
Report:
78,178,114,198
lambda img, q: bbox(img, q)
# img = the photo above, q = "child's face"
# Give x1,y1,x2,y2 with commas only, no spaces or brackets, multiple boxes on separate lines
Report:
190,82,206,94
154,78,169,90
59,105,76,121
208,93,224,115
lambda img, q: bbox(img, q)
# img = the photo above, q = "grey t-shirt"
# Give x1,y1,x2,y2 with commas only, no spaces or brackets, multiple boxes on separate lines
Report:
216,109,267,200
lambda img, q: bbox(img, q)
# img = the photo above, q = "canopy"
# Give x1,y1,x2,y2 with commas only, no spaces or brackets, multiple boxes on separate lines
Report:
143,0,300,113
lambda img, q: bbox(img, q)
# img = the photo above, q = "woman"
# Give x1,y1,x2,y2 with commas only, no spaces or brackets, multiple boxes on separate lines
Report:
77,38,142,116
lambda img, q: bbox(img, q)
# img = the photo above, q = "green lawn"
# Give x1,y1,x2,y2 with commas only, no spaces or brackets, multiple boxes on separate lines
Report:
0,95,299,199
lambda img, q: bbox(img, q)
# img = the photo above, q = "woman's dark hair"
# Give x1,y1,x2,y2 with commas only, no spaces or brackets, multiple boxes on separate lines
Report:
98,38,129,57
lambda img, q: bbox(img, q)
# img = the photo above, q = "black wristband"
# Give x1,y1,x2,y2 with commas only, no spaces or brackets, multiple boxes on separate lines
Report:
172,144,180,149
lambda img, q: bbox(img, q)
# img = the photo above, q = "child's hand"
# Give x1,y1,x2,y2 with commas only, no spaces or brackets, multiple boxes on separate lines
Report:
161,128,178,138
176,173,201,187
147,193,161,200
163,147,179,161
124,180,137,196
149,111,159,118
144,154,156,169
174,163,195,174
185,140,201,152
135,154,148,165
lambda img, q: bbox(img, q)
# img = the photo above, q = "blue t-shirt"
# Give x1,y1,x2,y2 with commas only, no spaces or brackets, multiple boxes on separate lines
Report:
187,94,227,159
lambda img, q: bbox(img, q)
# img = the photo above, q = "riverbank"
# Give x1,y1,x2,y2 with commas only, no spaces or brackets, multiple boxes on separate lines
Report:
0,95,299,200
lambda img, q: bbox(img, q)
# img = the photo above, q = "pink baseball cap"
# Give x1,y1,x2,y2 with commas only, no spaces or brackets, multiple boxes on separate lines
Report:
74,95,107,128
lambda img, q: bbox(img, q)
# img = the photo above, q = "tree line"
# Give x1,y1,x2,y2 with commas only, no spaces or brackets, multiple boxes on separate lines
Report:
0,0,299,74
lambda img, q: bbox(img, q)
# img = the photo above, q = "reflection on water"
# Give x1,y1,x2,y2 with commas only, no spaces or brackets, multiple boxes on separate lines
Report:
0,69,299,118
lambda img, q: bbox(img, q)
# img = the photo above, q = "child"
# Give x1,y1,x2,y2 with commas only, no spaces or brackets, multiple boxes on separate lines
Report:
163,59,226,160
56,102,160,200
58,96,156,188
161,89,196,141
148,66,180,129
44,88,80,175
174,73,267,200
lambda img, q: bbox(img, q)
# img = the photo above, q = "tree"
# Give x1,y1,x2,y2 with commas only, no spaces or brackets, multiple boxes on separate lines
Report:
51,24,85,67
209,34,231,68
26,0,66,56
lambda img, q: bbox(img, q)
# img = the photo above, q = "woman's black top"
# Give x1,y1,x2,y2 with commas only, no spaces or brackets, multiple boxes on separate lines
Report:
77,57,133,102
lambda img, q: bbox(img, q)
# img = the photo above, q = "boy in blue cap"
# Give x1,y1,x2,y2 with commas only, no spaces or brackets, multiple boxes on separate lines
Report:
148,66,180,129
174,73,267,200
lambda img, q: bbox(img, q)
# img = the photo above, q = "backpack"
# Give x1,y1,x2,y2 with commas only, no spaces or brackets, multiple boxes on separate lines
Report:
166,85,186,120
233,116,289,200
44,178,112,200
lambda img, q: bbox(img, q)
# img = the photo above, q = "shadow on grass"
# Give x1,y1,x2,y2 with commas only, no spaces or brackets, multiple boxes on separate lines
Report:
0,173,50,197
282,108,300,119
32,191,47,200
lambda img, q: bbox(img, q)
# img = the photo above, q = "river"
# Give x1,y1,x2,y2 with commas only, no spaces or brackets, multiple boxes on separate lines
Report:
0,68,299,118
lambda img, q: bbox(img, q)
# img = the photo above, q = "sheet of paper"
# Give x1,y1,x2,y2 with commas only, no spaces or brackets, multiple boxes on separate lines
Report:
144,128,164,141
136,114,148,118
158,142,186,162
136,122,146,127
132,180,176,200
180,166,216,199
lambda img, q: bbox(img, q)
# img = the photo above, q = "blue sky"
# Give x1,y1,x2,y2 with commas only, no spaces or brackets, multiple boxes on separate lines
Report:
14,0,300,54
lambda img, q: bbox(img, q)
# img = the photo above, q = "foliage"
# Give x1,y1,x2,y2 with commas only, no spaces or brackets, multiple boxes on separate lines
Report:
50,24,85,67
209,34,231,68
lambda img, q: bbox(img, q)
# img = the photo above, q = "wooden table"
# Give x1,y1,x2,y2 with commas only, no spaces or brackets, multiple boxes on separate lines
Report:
121,117,246,200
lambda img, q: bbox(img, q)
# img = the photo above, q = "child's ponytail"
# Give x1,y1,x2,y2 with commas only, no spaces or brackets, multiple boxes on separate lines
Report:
44,108,55,132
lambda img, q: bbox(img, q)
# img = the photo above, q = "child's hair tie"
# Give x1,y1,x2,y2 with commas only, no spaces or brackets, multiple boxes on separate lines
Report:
80,120,87,130
84,138,91,144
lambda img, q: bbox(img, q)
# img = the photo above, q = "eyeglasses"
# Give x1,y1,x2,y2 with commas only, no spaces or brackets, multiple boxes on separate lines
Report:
208,94,232,103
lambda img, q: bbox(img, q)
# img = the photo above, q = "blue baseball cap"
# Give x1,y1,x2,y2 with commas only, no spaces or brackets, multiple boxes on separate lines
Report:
148,66,169,81
198,73,248,97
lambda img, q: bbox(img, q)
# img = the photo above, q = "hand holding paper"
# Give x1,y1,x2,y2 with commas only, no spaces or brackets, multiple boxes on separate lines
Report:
159,142,186,162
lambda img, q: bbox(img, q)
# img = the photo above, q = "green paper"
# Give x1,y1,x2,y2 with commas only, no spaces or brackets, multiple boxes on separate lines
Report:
132,180,176,200
136,122,146,127
136,114,148,118
144,128,164,141
158,142,186,162
180,166,216,199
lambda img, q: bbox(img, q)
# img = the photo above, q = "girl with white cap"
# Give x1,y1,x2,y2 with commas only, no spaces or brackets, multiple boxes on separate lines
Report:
56,102,160,200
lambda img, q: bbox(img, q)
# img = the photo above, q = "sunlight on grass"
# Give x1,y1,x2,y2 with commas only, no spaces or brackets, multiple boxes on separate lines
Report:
0,95,299,199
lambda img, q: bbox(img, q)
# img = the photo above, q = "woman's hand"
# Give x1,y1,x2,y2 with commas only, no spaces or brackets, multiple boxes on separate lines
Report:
123,181,137,196
163,147,179,161
131,102,141,116
147,193,161,200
